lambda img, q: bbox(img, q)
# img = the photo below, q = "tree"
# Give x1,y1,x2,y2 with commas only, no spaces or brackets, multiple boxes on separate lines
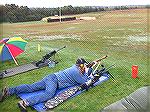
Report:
0,4,147,23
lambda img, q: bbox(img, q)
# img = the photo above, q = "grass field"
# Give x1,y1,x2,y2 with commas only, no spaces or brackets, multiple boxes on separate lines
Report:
0,8,150,112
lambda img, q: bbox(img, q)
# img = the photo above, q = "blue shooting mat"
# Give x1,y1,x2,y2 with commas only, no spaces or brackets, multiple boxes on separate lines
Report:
18,73,110,112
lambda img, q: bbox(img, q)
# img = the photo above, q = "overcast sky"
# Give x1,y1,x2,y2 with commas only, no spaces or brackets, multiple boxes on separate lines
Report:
1,0,150,8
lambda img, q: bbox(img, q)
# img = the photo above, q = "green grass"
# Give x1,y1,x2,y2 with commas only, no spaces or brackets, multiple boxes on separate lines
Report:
0,9,149,112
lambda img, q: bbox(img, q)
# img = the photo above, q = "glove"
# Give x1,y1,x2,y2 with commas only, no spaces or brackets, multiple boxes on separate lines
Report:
80,83,89,91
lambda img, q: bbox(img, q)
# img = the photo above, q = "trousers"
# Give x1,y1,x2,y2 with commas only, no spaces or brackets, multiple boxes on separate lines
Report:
8,74,58,106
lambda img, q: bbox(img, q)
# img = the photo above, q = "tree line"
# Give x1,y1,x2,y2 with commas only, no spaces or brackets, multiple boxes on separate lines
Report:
0,4,148,23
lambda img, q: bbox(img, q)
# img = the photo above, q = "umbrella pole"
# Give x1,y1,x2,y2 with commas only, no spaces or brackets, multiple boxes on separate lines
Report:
12,57,19,65
6,46,19,65
9,54,18,65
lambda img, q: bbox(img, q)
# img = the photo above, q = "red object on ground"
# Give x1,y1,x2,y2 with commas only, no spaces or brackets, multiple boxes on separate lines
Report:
132,65,138,78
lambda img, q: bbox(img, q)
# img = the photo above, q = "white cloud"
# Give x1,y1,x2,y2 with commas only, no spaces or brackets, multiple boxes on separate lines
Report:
1,0,150,8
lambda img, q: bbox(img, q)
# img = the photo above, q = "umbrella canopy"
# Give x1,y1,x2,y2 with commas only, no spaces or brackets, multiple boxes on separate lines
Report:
0,37,27,65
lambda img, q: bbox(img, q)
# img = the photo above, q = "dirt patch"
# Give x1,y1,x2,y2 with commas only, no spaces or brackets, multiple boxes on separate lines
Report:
64,27,76,30
103,36,126,39
35,34,81,41
103,35,148,47
78,17,96,20
105,35,148,42
128,35,148,42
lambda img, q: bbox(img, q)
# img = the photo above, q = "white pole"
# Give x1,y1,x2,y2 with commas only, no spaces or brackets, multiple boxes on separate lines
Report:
59,6,61,22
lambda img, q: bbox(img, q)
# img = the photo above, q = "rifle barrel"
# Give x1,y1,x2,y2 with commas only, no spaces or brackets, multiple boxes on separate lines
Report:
56,46,66,52
87,55,108,68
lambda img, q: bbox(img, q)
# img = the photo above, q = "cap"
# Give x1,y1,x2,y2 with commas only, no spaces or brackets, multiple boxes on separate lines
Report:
76,58,87,65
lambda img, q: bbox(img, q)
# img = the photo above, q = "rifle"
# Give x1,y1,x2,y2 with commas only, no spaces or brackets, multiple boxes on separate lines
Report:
90,64,115,85
80,64,115,90
35,46,66,67
86,55,108,68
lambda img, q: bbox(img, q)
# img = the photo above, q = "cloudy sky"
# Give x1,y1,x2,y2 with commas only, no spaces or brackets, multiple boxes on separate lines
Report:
1,0,150,8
